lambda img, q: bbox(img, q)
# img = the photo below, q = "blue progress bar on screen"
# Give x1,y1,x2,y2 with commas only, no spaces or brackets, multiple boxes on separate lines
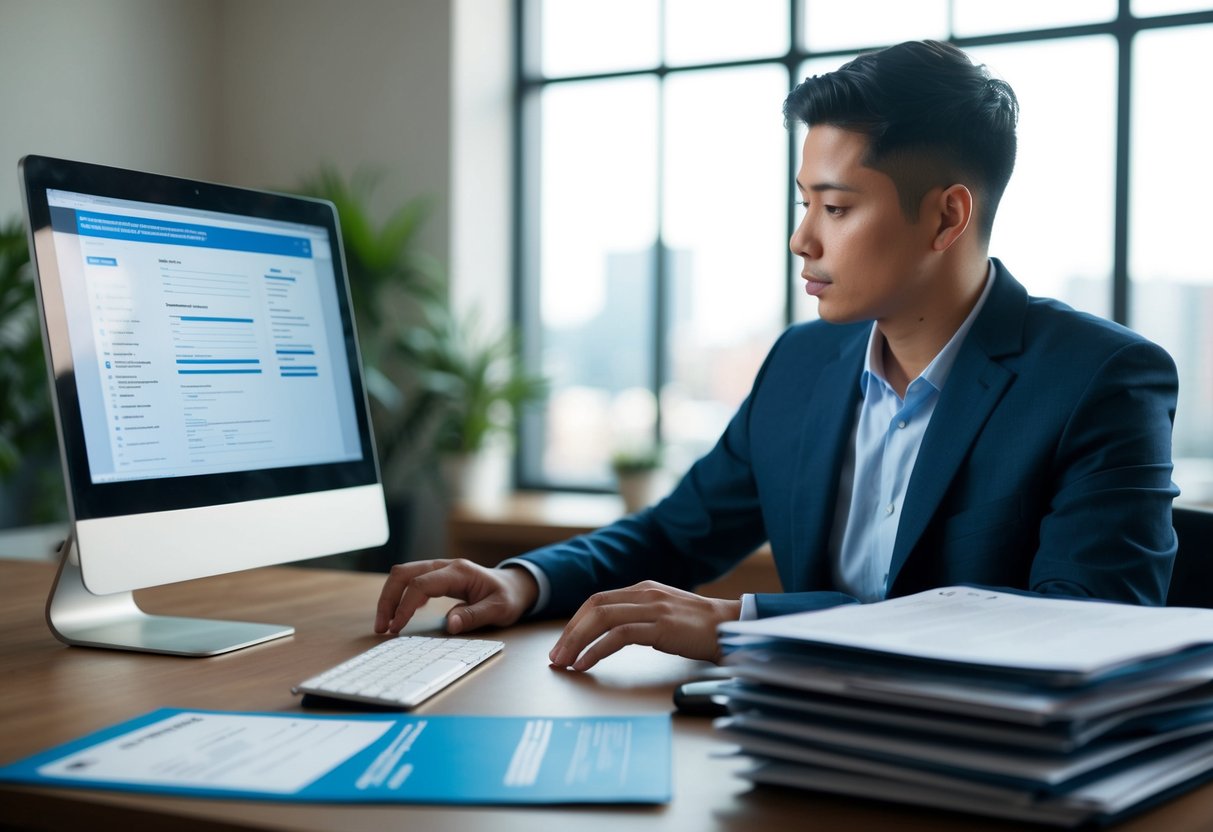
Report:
178,369,264,375
175,359,261,365
276,349,315,355
175,316,255,323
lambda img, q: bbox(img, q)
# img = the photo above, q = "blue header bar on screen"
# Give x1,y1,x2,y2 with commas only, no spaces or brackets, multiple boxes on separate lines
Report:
63,208,313,258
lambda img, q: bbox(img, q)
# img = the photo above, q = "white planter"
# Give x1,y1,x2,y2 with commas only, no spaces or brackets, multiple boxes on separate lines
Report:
440,450,507,509
615,470,658,513
440,453,478,505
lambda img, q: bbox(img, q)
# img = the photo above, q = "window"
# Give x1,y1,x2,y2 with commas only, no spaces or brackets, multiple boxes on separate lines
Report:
968,37,1117,318
516,1,1213,504
1131,23,1213,501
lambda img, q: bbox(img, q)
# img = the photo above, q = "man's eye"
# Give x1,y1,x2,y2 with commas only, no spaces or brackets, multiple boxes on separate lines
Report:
795,200,809,210
824,205,846,216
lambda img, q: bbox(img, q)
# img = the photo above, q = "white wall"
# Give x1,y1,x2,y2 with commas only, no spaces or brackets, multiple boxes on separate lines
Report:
214,0,453,265
450,0,512,323
0,0,219,220
0,0,517,556
1,0,459,261
448,0,515,504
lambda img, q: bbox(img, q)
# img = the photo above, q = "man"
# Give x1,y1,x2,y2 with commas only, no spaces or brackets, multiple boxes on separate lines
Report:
374,40,1179,672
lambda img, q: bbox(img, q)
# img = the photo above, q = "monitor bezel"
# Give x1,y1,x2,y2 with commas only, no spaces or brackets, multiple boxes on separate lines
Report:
19,154,382,522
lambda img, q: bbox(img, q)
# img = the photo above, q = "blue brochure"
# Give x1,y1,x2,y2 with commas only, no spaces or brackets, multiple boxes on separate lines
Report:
0,708,671,804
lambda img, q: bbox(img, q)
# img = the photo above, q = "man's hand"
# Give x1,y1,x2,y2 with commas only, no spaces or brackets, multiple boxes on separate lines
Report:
548,581,742,671
373,559,539,636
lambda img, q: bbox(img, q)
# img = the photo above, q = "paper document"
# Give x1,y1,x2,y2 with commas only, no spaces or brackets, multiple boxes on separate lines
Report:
35,710,391,794
719,710,1213,786
0,709,671,804
725,650,1213,724
721,586,1213,678
740,762,1089,826
735,734,1213,827
727,679,1213,751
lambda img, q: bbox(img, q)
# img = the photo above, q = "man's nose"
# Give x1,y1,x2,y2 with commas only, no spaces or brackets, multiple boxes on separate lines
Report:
789,213,821,260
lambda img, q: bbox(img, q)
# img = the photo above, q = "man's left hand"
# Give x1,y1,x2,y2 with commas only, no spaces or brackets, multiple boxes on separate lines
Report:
548,581,742,671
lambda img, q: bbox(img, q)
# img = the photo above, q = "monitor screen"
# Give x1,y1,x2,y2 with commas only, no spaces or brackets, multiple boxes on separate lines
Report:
47,188,365,487
21,155,388,617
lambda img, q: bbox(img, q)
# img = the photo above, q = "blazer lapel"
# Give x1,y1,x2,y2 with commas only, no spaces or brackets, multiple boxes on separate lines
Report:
789,331,865,592
887,261,1027,584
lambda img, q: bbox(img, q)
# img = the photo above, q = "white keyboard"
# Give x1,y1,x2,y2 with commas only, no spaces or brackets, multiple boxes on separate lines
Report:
293,635,503,709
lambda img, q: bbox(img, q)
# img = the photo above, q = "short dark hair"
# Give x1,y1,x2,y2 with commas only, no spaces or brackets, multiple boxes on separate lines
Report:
783,40,1018,240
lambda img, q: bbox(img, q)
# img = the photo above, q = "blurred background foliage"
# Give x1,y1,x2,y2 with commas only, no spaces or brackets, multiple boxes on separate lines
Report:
0,217,64,526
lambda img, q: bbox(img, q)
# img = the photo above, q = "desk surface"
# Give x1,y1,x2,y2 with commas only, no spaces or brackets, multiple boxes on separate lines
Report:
2,559,1211,832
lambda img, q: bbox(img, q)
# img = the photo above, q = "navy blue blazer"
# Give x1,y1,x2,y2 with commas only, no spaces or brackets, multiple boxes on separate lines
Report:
521,261,1180,618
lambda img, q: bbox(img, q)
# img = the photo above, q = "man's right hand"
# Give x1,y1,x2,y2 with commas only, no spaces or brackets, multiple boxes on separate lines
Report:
373,559,540,636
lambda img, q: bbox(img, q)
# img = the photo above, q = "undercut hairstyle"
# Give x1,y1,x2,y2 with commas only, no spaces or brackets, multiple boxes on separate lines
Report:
783,40,1019,241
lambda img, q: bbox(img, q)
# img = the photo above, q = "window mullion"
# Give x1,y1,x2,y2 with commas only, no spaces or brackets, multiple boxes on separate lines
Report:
1113,0,1133,326
654,75,668,450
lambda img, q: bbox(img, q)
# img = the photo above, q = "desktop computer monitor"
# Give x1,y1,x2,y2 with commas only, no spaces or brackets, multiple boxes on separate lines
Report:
19,155,390,656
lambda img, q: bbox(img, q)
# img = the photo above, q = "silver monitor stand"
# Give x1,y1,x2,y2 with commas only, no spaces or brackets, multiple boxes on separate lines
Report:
45,535,294,657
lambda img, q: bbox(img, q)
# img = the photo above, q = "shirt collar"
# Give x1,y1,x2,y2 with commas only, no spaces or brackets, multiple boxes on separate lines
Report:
860,260,997,397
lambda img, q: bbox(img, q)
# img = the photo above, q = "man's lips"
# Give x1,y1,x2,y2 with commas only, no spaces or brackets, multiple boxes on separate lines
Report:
802,272,830,296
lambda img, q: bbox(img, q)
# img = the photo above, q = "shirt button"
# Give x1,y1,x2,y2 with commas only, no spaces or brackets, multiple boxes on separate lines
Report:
885,503,895,515
897,420,907,429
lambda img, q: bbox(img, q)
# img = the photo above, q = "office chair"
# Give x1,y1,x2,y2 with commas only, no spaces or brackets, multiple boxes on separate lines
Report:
1165,504,1213,608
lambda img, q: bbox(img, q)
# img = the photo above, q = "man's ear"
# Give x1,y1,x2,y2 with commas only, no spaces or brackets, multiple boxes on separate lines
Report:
929,184,973,252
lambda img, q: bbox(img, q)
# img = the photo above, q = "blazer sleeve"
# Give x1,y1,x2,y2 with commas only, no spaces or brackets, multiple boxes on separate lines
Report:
517,331,798,619
751,591,859,617
516,421,768,618
1028,337,1179,604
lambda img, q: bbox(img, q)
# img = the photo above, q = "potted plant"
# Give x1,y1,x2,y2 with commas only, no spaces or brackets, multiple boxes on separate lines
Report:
292,168,448,565
295,168,546,514
611,444,664,513
0,217,65,528
294,167,444,473
396,301,547,504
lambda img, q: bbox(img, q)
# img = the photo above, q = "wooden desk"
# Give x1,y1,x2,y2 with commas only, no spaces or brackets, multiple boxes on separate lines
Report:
2,559,1211,832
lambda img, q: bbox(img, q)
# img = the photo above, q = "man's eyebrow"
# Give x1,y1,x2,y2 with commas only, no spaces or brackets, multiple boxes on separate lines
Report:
795,179,860,194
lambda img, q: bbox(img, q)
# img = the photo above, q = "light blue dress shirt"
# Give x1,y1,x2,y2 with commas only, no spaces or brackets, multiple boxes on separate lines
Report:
829,261,997,603
739,261,996,617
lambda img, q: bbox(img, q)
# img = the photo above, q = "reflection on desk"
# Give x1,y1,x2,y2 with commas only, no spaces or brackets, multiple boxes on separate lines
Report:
2,558,1210,831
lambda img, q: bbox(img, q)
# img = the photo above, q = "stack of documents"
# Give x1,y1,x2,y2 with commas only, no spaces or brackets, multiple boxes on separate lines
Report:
716,587,1213,826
